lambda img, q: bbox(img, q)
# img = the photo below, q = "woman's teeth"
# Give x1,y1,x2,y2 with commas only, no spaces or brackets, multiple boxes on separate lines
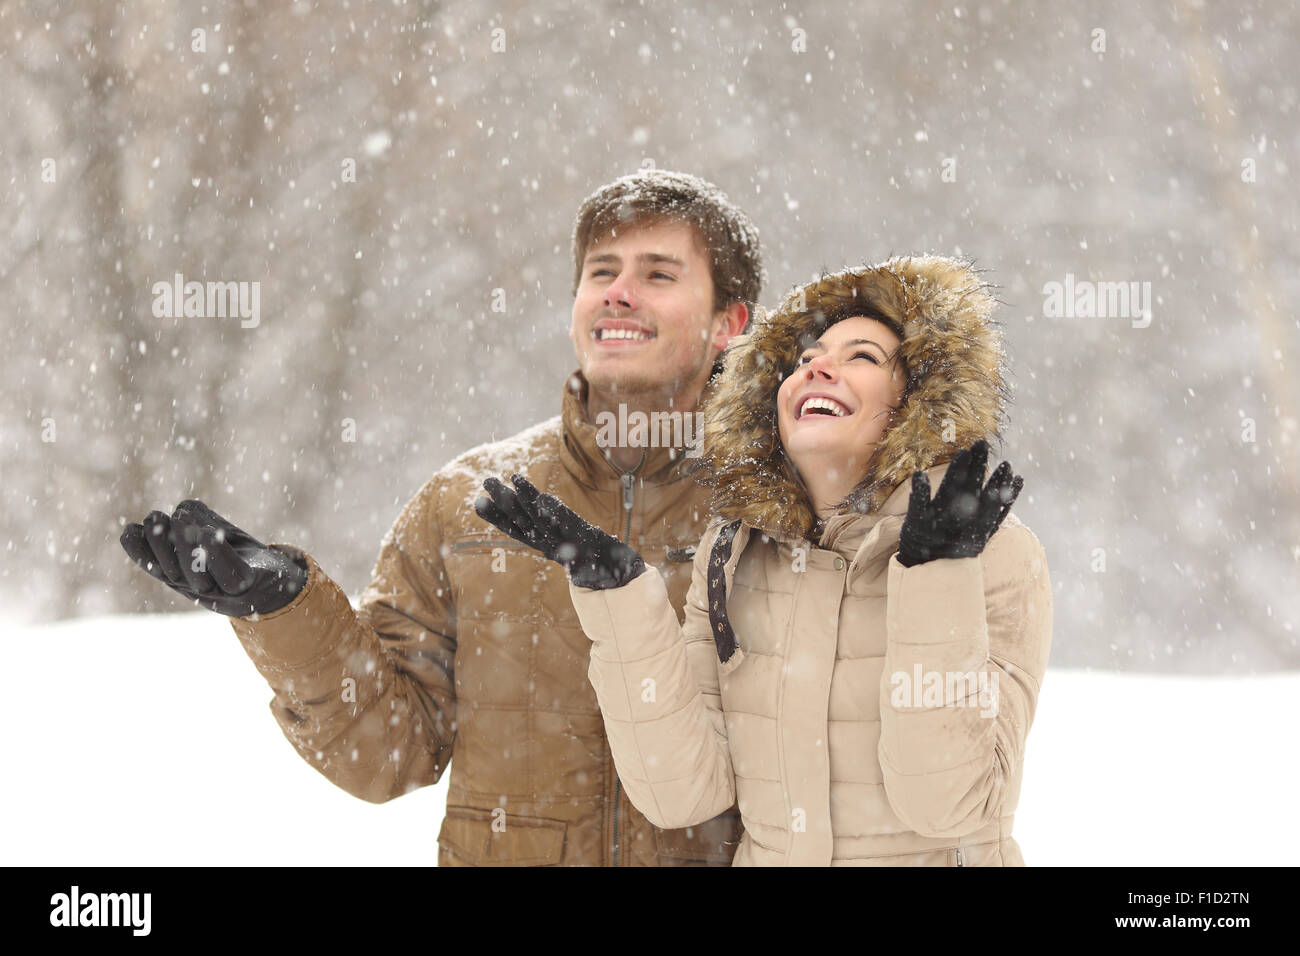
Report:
798,396,850,418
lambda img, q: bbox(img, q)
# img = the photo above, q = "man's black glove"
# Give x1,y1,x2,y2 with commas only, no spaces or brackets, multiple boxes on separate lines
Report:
119,499,308,617
474,474,646,590
896,439,1023,568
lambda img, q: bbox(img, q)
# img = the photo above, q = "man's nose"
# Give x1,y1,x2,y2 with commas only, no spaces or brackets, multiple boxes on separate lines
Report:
603,276,639,311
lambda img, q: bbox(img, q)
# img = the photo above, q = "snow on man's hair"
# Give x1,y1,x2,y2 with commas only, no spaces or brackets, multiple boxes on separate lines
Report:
571,169,765,322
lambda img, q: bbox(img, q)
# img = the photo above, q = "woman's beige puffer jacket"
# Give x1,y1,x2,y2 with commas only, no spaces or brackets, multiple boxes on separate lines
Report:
568,256,1054,865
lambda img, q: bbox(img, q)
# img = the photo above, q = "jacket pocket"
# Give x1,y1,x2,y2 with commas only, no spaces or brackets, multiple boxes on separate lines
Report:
653,808,743,865
437,806,567,866
450,536,528,554
951,840,1002,867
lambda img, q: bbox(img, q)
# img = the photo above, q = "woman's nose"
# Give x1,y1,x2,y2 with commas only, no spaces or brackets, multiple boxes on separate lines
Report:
804,353,838,380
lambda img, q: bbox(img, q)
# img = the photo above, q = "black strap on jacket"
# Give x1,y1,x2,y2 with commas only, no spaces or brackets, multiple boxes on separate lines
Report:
706,520,743,664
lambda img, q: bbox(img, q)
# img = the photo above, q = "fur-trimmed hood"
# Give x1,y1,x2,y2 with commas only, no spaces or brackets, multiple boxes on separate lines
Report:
691,255,1010,541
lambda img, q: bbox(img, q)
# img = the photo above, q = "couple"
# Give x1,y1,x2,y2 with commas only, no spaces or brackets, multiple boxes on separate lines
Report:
120,168,1050,866
476,261,1055,865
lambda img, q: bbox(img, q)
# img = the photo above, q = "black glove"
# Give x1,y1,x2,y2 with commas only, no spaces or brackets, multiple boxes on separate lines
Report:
119,499,308,617
896,440,1023,568
474,474,646,590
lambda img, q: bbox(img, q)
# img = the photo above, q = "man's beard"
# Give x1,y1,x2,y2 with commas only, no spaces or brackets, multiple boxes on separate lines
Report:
586,347,711,403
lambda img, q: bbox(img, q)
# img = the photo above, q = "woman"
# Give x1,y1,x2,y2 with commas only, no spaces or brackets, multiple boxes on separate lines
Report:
477,255,1053,866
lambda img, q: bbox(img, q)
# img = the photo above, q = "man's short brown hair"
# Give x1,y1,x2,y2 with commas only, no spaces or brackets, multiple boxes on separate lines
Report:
571,169,765,325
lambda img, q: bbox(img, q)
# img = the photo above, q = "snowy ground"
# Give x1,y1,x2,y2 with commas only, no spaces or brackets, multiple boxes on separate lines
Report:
1,611,1294,866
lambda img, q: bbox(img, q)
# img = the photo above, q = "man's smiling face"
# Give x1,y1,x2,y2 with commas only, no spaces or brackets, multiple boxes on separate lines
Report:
570,219,734,404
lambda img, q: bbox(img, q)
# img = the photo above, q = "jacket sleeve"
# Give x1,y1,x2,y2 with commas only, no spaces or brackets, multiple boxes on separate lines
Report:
227,478,456,804
878,515,1053,839
567,525,736,830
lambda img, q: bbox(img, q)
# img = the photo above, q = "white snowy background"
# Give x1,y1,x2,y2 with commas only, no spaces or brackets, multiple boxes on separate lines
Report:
2,610,1293,865
2,0,1297,866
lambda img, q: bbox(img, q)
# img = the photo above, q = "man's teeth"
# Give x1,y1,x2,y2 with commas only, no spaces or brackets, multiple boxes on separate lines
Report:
799,396,850,418
597,328,653,341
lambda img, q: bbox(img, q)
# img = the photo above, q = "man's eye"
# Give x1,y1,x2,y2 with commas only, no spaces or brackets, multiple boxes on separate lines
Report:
590,269,614,278
650,272,675,281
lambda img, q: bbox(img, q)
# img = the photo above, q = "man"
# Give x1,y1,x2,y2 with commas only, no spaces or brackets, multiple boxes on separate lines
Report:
119,169,764,865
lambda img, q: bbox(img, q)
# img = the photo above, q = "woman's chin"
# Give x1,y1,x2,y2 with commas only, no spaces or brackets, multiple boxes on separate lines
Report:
783,435,844,472
783,432,874,483
785,429,847,463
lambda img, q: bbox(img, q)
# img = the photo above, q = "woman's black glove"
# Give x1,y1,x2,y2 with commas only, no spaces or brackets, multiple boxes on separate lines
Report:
119,499,308,617
896,440,1023,568
475,474,646,590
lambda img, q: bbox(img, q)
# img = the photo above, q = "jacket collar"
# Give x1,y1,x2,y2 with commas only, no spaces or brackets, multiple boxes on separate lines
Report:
816,461,952,557
558,369,700,488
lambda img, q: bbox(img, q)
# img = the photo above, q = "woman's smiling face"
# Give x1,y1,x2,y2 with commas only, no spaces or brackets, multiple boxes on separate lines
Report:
776,315,907,487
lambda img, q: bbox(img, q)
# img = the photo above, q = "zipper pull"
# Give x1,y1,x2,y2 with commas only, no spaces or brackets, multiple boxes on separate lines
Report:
621,473,635,513
955,847,964,867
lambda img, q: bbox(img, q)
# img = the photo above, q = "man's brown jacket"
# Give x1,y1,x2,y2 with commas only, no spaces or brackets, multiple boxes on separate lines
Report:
228,370,741,865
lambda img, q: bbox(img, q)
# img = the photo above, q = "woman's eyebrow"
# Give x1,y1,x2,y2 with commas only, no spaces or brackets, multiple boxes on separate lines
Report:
803,338,889,357
843,338,888,356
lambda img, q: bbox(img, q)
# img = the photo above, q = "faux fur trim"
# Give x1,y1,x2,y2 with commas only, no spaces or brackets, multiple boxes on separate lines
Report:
687,255,1011,541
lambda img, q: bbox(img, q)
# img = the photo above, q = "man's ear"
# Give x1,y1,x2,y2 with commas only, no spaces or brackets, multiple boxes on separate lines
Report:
710,301,749,352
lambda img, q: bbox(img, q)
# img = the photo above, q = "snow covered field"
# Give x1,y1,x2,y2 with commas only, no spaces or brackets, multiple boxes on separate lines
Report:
2,611,1293,866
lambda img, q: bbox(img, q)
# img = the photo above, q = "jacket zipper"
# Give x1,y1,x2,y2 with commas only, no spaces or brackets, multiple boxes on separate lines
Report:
955,847,964,867
612,469,636,866
620,473,635,539
595,443,646,868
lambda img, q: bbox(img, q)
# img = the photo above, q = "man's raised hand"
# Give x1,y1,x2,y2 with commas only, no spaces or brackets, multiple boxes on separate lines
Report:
119,499,307,617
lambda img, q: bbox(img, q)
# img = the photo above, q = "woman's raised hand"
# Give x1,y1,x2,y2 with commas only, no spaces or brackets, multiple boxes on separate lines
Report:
475,474,646,590
896,440,1023,568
